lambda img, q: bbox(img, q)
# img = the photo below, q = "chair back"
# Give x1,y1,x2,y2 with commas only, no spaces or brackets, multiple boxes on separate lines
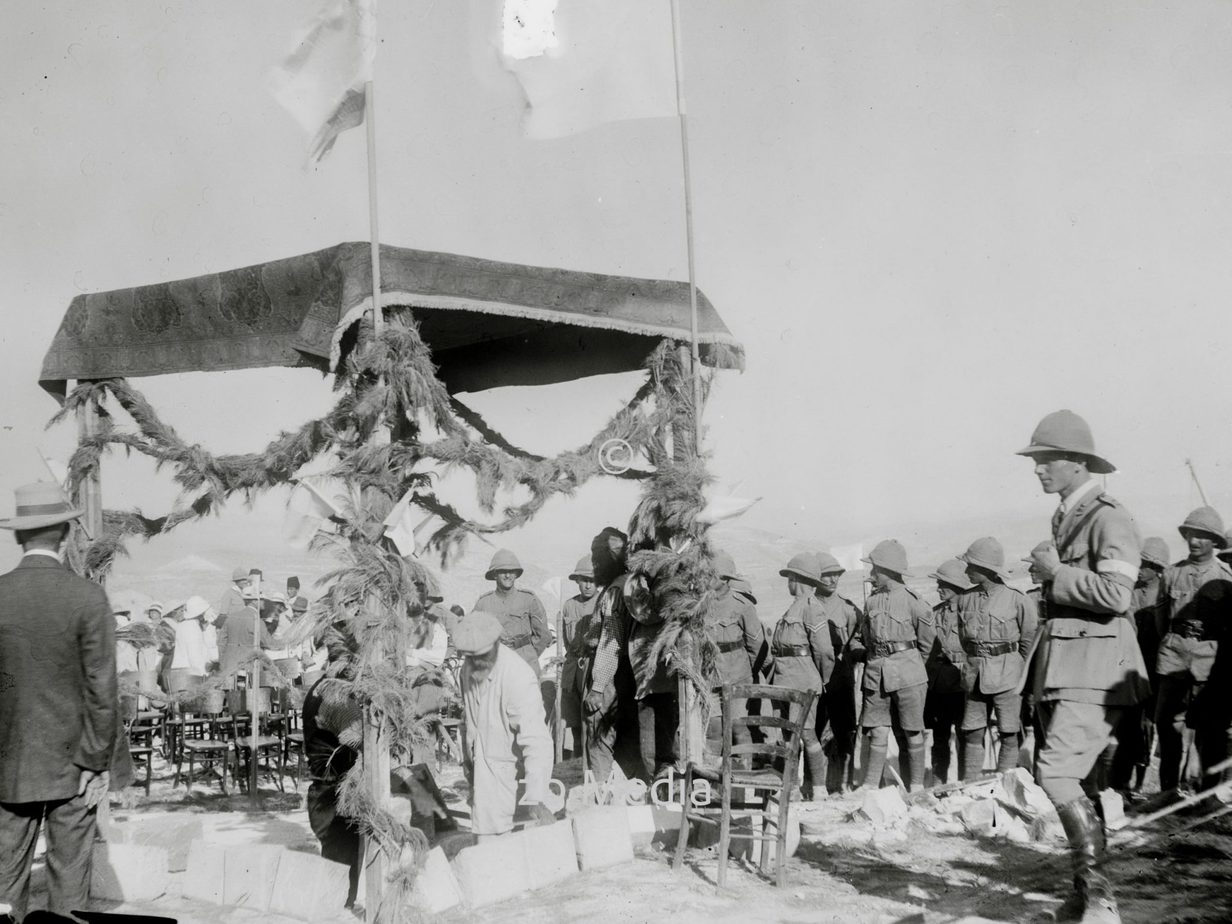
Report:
718,683,817,783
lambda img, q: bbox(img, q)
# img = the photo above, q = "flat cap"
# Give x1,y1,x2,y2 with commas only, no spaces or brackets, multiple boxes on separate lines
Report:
453,611,503,655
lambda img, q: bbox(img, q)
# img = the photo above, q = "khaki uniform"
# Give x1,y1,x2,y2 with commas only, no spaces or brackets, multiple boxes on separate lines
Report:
925,596,966,781
559,593,598,729
768,595,831,760
1154,556,1232,791
473,588,551,676
1033,485,1148,805
814,592,861,792
852,583,934,729
709,587,767,687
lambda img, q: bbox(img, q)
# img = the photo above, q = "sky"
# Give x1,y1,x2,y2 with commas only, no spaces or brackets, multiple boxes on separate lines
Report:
2,1,1232,581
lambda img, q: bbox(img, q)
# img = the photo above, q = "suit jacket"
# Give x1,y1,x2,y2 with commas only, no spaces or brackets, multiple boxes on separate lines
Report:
0,554,117,802
1034,485,1149,706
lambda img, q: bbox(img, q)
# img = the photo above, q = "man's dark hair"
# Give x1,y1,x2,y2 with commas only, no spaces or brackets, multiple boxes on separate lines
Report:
591,526,629,587
14,523,69,548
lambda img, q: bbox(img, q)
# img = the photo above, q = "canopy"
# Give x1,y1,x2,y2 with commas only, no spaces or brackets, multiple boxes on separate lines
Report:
39,242,743,398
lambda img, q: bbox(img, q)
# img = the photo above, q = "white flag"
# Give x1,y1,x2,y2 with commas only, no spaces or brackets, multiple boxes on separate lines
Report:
502,0,678,139
269,0,376,162
830,543,866,576
283,475,348,550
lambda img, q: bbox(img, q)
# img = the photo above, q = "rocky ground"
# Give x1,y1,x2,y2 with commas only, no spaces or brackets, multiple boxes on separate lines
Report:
20,742,1232,924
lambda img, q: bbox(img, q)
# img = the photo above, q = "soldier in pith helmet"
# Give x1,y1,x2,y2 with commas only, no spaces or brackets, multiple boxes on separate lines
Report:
1018,409,1147,924
473,549,552,677
925,559,974,784
705,550,768,749
812,552,862,793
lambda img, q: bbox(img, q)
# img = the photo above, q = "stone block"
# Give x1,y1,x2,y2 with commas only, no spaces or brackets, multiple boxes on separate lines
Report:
1099,790,1127,831
410,847,463,915
522,821,579,889
90,842,170,903
1000,768,1053,819
452,837,531,908
626,804,683,849
858,786,908,825
108,814,205,872
223,844,282,910
571,806,634,870
959,799,998,836
268,849,351,920
182,841,227,905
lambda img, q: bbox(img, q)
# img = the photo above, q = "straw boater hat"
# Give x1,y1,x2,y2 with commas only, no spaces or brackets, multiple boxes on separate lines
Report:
929,559,975,591
1015,409,1115,475
958,537,1012,580
452,611,503,655
0,482,83,530
569,555,594,582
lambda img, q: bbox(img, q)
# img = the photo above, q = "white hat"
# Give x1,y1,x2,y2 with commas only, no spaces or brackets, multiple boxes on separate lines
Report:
184,595,211,620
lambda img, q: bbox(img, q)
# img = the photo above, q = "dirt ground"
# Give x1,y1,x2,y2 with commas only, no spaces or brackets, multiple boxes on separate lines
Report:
22,744,1232,924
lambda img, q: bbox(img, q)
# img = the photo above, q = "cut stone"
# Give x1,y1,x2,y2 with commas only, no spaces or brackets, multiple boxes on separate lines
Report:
89,842,170,903
959,798,998,836
222,844,282,910
858,786,909,825
452,837,531,908
522,821,579,889
182,840,226,905
571,806,634,870
268,848,351,920
1099,790,1127,830
626,804,683,849
410,846,463,915
107,814,205,872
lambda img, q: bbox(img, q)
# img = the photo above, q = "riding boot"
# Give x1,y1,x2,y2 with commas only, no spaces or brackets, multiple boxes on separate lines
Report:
905,732,927,791
996,732,1020,772
860,730,889,789
802,742,826,801
1054,796,1120,924
932,729,952,785
961,728,985,780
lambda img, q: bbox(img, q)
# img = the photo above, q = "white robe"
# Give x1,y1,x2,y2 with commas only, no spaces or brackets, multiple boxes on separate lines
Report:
461,646,552,836
170,619,208,676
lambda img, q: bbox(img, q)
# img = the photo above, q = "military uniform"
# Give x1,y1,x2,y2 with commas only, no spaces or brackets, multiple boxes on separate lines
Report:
559,592,598,734
472,588,551,676
926,594,967,782
1154,555,1232,790
958,582,1038,775
850,580,935,789
814,590,861,792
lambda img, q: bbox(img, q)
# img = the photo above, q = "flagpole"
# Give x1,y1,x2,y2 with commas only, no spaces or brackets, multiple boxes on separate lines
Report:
669,0,702,452
362,73,392,923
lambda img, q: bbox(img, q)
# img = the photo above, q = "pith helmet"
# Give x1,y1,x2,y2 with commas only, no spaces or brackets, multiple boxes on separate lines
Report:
816,552,845,576
959,536,1011,579
779,552,822,585
569,555,594,582
929,559,974,591
0,482,83,530
862,539,911,577
1015,409,1115,475
712,550,740,581
729,576,758,604
485,549,524,580
1140,537,1171,569
1178,507,1227,548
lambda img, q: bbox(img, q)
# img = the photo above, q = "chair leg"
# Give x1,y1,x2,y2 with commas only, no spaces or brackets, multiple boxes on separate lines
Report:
187,752,195,794
776,786,791,888
758,791,772,877
717,771,731,891
672,766,693,872
144,753,152,797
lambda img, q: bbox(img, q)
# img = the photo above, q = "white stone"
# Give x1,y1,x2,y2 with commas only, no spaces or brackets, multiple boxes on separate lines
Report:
1099,790,1127,831
223,844,282,910
107,814,205,872
522,821,579,889
268,849,351,920
571,806,634,870
452,837,531,908
90,842,170,903
410,846,463,914
182,840,226,905
858,786,908,825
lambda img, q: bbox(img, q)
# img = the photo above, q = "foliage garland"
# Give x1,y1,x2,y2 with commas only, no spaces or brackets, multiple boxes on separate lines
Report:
52,311,722,921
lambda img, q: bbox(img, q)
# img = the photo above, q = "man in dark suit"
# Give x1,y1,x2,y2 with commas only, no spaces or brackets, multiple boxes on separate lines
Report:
0,483,117,921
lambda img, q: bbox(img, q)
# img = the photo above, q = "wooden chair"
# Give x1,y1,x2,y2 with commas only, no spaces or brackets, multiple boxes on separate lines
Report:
125,717,160,796
672,683,818,890
173,713,232,795
229,714,286,793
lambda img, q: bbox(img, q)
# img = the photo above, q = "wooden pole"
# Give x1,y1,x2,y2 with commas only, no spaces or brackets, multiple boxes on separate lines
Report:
1185,458,1210,506
669,0,703,451
249,572,262,807
74,383,103,542
362,77,391,923
554,597,565,764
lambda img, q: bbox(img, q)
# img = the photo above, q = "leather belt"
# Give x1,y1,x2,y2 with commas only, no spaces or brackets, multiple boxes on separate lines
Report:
1169,621,1216,641
502,633,534,649
963,640,1019,657
871,640,916,658
715,639,744,653
772,644,811,658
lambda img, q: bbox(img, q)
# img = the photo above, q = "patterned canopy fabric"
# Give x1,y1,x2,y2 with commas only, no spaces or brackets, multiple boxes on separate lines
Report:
39,242,743,397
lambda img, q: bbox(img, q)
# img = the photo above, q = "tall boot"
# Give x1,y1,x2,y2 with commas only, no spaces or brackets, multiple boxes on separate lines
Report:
802,742,825,801
860,729,889,789
996,732,1020,772
961,728,985,781
905,732,927,792
1054,797,1120,924
932,728,952,785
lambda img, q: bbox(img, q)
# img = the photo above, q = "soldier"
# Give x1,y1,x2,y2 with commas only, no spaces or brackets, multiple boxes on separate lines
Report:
559,555,599,759
925,559,973,784
849,540,934,792
1125,537,1169,791
473,549,552,676
1018,409,1148,924
707,551,768,749
1154,508,1232,793
957,537,1039,776
1020,544,1051,773
813,552,862,793
767,552,833,799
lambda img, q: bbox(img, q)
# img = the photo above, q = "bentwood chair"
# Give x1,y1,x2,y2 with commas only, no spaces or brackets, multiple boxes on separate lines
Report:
672,683,817,890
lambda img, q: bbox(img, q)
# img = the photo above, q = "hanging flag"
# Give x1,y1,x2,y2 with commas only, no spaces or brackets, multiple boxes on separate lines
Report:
696,492,761,526
501,0,678,139
268,0,377,162
283,475,349,550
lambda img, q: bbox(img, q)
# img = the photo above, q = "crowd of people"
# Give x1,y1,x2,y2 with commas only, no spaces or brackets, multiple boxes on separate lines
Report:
4,408,1231,924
